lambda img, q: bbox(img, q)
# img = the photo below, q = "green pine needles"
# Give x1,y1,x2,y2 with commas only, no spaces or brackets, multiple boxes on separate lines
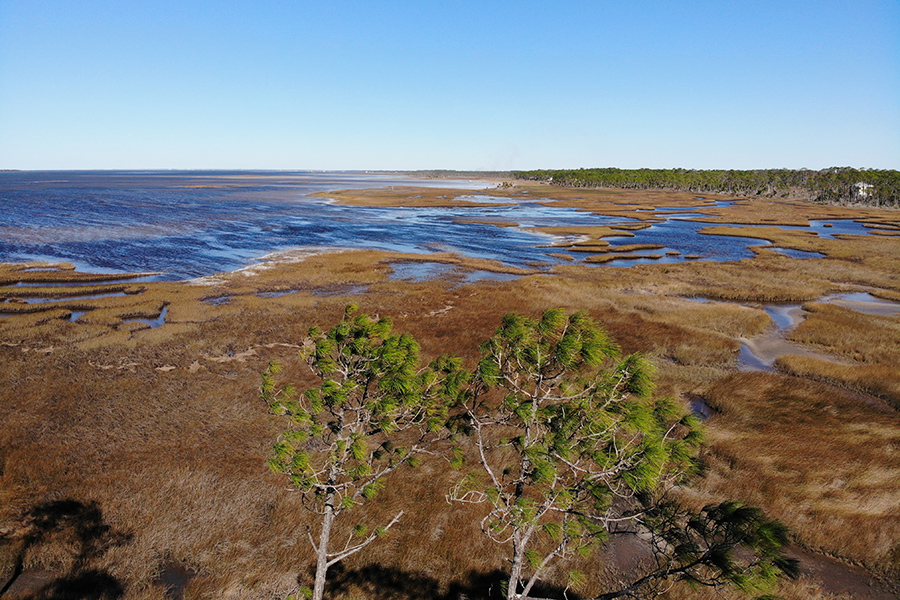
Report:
261,305,462,600
449,309,705,600
262,306,795,600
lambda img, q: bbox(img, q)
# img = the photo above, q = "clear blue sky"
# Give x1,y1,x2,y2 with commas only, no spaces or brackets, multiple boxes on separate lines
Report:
1,1,898,170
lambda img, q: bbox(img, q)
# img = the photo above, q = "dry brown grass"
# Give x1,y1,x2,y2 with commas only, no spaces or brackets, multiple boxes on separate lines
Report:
0,262,156,285
584,253,663,264
658,577,860,600
767,299,900,407
692,373,900,576
602,244,664,252
788,302,900,364
312,187,518,208
0,284,143,299
777,356,900,409
526,225,639,244
1,186,899,599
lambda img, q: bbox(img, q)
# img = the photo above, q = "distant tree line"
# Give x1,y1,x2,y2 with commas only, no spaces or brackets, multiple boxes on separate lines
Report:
512,167,900,208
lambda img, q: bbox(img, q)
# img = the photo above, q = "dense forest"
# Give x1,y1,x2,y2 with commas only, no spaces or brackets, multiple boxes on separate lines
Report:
512,167,900,208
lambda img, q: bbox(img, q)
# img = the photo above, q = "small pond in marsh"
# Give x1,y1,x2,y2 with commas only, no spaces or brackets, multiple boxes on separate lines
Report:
123,306,168,329
388,261,522,285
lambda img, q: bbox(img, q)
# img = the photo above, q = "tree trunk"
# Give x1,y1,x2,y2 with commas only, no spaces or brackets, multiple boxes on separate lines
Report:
507,536,525,600
312,494,336,600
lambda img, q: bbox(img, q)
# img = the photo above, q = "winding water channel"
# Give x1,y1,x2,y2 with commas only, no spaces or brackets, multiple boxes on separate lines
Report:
730,293,900,371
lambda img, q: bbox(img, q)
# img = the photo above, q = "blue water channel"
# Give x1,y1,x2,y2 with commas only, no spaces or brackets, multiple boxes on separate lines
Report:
0,171,867,281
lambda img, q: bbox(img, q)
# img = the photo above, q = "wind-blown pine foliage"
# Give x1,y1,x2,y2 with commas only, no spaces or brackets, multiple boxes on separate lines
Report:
448,309,704,600
263,307,798,600
262,304,462,600
590,498,799,599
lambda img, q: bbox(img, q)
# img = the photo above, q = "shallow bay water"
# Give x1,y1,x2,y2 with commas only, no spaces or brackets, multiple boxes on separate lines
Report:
0,171,861,281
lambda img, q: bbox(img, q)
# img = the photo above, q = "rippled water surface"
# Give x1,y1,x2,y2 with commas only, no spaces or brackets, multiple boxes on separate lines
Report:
0,171,853,281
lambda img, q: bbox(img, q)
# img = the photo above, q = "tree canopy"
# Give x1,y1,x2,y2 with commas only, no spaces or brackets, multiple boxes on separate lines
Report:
262,305,462,600
448,309,704,600
513,167,900,207
263,306,797,600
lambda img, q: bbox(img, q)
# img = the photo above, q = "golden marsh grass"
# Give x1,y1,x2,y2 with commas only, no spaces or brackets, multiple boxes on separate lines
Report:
1,186,898,599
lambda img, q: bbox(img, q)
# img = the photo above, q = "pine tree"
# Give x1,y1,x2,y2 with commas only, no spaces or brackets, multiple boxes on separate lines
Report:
262,305,462,600
449,309,703,600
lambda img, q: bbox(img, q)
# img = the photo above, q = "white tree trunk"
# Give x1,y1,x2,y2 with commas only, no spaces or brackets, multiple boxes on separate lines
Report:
507,536,525,600
312,496,336,600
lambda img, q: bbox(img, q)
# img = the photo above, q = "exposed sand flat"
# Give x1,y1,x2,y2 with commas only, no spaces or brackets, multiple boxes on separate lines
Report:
738,332,851,368
828,296,900,316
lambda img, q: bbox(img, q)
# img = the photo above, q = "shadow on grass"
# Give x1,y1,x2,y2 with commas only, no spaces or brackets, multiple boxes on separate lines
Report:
325,564,583,600
0,499,131,600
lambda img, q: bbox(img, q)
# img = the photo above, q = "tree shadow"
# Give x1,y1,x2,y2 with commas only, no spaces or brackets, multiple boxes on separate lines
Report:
325,563,583,600
0,499,131,600
153,562,197,600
